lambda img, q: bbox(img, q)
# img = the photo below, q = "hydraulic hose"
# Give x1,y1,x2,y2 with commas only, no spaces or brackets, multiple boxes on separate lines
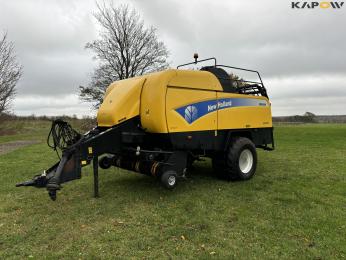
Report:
47,119,81,158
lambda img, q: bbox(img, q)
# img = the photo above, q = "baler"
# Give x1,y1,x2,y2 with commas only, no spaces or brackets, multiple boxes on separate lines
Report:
16,56,274,200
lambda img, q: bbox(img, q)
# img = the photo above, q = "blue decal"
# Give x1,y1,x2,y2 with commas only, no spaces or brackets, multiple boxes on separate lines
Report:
183,105,198,123
175,98,267,124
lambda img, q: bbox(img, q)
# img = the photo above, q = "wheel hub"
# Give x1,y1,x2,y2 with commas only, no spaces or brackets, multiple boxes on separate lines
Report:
239,149,253,174
167,175,176,186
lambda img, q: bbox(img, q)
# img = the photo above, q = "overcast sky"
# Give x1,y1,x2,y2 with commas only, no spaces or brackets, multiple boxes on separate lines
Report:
0,0,345,117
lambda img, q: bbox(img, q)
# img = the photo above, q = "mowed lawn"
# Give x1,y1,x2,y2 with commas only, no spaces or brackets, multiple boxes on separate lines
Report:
0,121,345,259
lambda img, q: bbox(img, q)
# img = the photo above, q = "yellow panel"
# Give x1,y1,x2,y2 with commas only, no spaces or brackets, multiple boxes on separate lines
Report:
216,92,272,130
97,77,146,127
166,87,217,132
168,70,223,91
140,69,223,133
96,68,272,133
140,70,177,133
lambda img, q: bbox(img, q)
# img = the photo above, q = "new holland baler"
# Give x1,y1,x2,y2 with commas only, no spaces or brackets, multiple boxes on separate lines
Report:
16,56,274,200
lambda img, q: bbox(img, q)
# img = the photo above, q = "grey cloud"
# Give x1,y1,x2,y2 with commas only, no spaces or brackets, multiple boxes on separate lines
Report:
273,96,346,115
0,0,345,116
134,0,346,77
1,0,97,54
268,74,346,99
13,94,95,117
17,52,94,95
0,0,98,97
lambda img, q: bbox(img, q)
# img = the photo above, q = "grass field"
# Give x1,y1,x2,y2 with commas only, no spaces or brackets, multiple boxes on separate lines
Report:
0,121,345,259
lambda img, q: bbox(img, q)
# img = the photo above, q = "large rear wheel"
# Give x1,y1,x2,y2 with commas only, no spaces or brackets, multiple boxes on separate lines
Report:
212,137,257,181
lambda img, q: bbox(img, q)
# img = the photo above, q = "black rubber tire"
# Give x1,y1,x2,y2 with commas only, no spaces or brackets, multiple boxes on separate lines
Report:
186,154,195,170
212,137,257,181
99,156,112,169
160,170,178,189
212,155,228,179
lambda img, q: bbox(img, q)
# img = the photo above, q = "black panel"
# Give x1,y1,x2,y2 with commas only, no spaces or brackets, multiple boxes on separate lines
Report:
169,131,217,150
148,127,274,153
200,66,237,93
78,115,273,159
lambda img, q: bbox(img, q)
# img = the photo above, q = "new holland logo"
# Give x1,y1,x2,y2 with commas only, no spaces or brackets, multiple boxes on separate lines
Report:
291,1,344,8
184,105,198,124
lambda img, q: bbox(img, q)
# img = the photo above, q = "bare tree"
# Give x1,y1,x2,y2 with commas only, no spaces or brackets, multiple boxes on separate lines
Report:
80,3,169,108
0,32,22,114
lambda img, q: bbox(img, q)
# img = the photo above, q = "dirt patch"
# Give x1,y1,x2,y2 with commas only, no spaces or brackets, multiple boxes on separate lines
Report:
0,140,40,155
0,129,17,136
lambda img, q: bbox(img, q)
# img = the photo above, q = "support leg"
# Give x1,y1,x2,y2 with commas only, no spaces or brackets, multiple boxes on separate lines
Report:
93,156,99,198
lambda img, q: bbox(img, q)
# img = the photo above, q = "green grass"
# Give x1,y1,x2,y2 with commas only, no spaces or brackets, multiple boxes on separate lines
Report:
0,122,345,259
0,119,50,144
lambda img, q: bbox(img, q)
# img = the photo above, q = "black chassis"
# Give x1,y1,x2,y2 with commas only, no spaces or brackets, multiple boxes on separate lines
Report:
16,117,188,200
17,116,274,200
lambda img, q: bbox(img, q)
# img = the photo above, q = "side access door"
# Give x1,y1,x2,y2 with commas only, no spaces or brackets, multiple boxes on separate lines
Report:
165,86,218,150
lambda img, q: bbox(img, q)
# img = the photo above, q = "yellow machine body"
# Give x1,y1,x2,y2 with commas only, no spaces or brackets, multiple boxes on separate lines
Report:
17,64,274,199
97,69,272,133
